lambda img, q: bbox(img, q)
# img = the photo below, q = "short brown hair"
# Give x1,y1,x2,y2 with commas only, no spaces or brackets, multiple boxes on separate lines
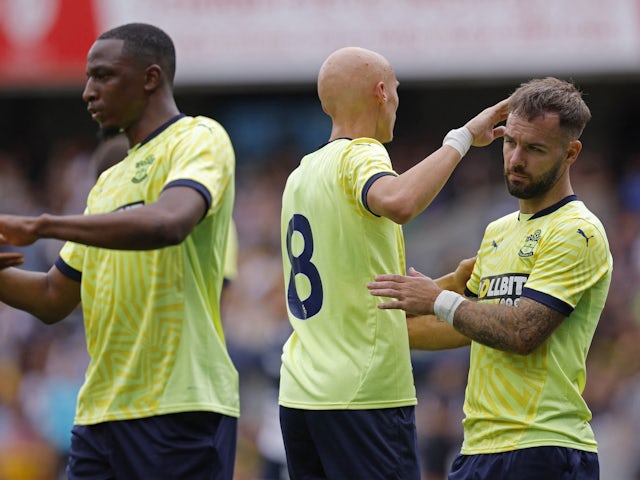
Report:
509,77,592,139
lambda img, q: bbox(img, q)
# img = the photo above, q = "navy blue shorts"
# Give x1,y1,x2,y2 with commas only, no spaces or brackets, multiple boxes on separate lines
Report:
66,411,237,480
449,446,599,480
280,405,421,480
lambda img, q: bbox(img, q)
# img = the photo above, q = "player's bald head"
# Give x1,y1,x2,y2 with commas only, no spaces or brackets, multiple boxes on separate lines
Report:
317,47,395,117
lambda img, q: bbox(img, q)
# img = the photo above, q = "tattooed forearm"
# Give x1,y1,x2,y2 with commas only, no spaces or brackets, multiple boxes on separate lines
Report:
452,297,565,355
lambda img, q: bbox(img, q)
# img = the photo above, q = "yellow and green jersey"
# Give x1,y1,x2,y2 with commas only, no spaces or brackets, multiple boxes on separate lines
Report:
279,138,416,409
223,218,239,283
463,195,612,454
57,114,239,424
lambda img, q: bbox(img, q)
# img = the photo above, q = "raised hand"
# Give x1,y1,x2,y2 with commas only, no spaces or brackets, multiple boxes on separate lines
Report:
465,98,509,147
367,267,442,316
452,256,476,292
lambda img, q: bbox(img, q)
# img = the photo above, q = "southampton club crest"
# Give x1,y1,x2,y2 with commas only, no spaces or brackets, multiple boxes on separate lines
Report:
518,229,541,257
132,155,155,184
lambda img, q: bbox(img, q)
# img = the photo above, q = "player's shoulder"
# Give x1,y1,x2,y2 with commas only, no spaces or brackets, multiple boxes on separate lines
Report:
552,200,607,237
562,199,605,223
342,137,390,165
170,116,233,155
485,210,520,233
538,202,609,259
347,137,386,151
316,137,385,154
187,115,227,134
170,115,225,136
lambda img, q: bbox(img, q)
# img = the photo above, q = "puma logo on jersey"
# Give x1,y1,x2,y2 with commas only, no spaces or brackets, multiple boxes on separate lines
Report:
577,228,594,246
197,123,213,133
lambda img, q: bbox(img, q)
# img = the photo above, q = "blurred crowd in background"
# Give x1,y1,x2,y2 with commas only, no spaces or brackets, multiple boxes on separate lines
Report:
0,84,639,480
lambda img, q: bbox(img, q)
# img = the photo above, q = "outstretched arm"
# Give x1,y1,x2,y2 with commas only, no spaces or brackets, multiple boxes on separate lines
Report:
369,269,564,355
403,259,474,350
450,297,564,355
0,265,81,324
406,314,471,350
366,98,508,224
0,186,206,250
0,186,206,323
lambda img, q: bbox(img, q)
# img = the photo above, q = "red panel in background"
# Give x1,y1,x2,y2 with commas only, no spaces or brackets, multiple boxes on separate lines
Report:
0,0,99,88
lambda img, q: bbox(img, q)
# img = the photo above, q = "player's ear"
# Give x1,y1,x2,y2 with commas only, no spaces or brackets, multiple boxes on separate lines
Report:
565,140,582,165
143,64,163,92
374,81,387,104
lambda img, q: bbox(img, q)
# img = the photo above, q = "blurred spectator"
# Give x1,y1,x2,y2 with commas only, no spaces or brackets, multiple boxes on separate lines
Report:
620,153,640,214
413,350,468,480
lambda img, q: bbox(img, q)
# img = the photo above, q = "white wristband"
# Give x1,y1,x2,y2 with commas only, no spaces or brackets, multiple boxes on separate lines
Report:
442,126,473,157
434,290,465,326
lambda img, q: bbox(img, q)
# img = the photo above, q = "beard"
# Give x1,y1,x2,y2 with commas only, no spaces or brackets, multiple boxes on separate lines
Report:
505,159,563,199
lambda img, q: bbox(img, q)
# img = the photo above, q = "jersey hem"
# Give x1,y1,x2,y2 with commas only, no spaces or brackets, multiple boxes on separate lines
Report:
278,397,417,410
460,439,598,455
74,403,240,425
